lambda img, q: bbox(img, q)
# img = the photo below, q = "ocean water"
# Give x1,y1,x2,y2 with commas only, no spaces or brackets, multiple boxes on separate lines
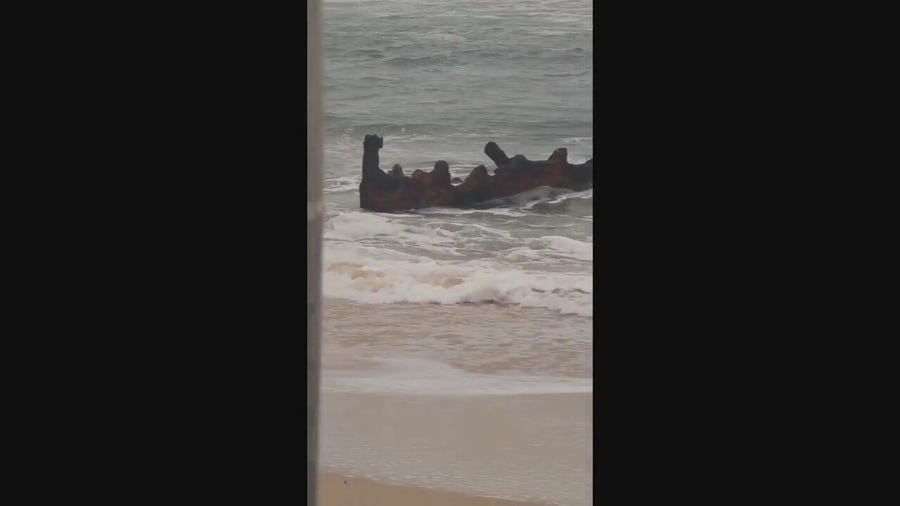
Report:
322,0,593,319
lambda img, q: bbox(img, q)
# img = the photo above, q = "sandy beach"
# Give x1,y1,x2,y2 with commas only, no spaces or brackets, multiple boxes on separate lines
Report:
319,298,593,506
318,391,592,505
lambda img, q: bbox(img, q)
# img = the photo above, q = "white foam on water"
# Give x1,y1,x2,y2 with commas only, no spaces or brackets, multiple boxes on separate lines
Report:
551,188,592,202
323,255,592,316
415,206,528,217
518,187,592,209
526,235,593,262
325,215,471,260
323,175,361,193
322,207,592,316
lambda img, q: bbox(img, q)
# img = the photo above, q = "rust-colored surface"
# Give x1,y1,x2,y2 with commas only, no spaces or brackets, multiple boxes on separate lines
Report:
358,134,593,212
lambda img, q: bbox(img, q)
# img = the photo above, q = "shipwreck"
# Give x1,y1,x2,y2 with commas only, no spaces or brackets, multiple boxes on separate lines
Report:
358,134,593,212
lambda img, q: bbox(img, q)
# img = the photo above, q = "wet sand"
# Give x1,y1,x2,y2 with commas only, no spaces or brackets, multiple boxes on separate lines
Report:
319,391,592,505
323,298,592,379
319,298,592,506
319,472,548,506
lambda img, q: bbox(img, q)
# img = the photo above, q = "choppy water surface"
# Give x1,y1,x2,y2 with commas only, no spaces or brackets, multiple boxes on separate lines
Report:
323,0,593,318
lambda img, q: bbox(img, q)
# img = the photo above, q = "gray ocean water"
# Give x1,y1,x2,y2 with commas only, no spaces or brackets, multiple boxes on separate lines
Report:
322,0,593,318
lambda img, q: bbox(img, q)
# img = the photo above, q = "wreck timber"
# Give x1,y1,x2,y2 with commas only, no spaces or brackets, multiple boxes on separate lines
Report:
359,134,593,212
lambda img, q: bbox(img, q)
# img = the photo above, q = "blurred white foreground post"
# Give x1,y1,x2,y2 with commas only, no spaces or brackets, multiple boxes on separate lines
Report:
307,0,323,504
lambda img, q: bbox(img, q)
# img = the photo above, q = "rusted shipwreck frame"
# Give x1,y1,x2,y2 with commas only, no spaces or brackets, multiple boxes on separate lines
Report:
359,134,593,212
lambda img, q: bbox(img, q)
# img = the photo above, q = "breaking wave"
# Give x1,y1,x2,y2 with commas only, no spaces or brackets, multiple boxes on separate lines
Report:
323,209,592,317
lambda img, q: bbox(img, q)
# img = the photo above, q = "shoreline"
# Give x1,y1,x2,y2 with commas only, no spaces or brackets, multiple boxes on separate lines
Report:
319,391,592,506
319,472,550,506
319,300,592,505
